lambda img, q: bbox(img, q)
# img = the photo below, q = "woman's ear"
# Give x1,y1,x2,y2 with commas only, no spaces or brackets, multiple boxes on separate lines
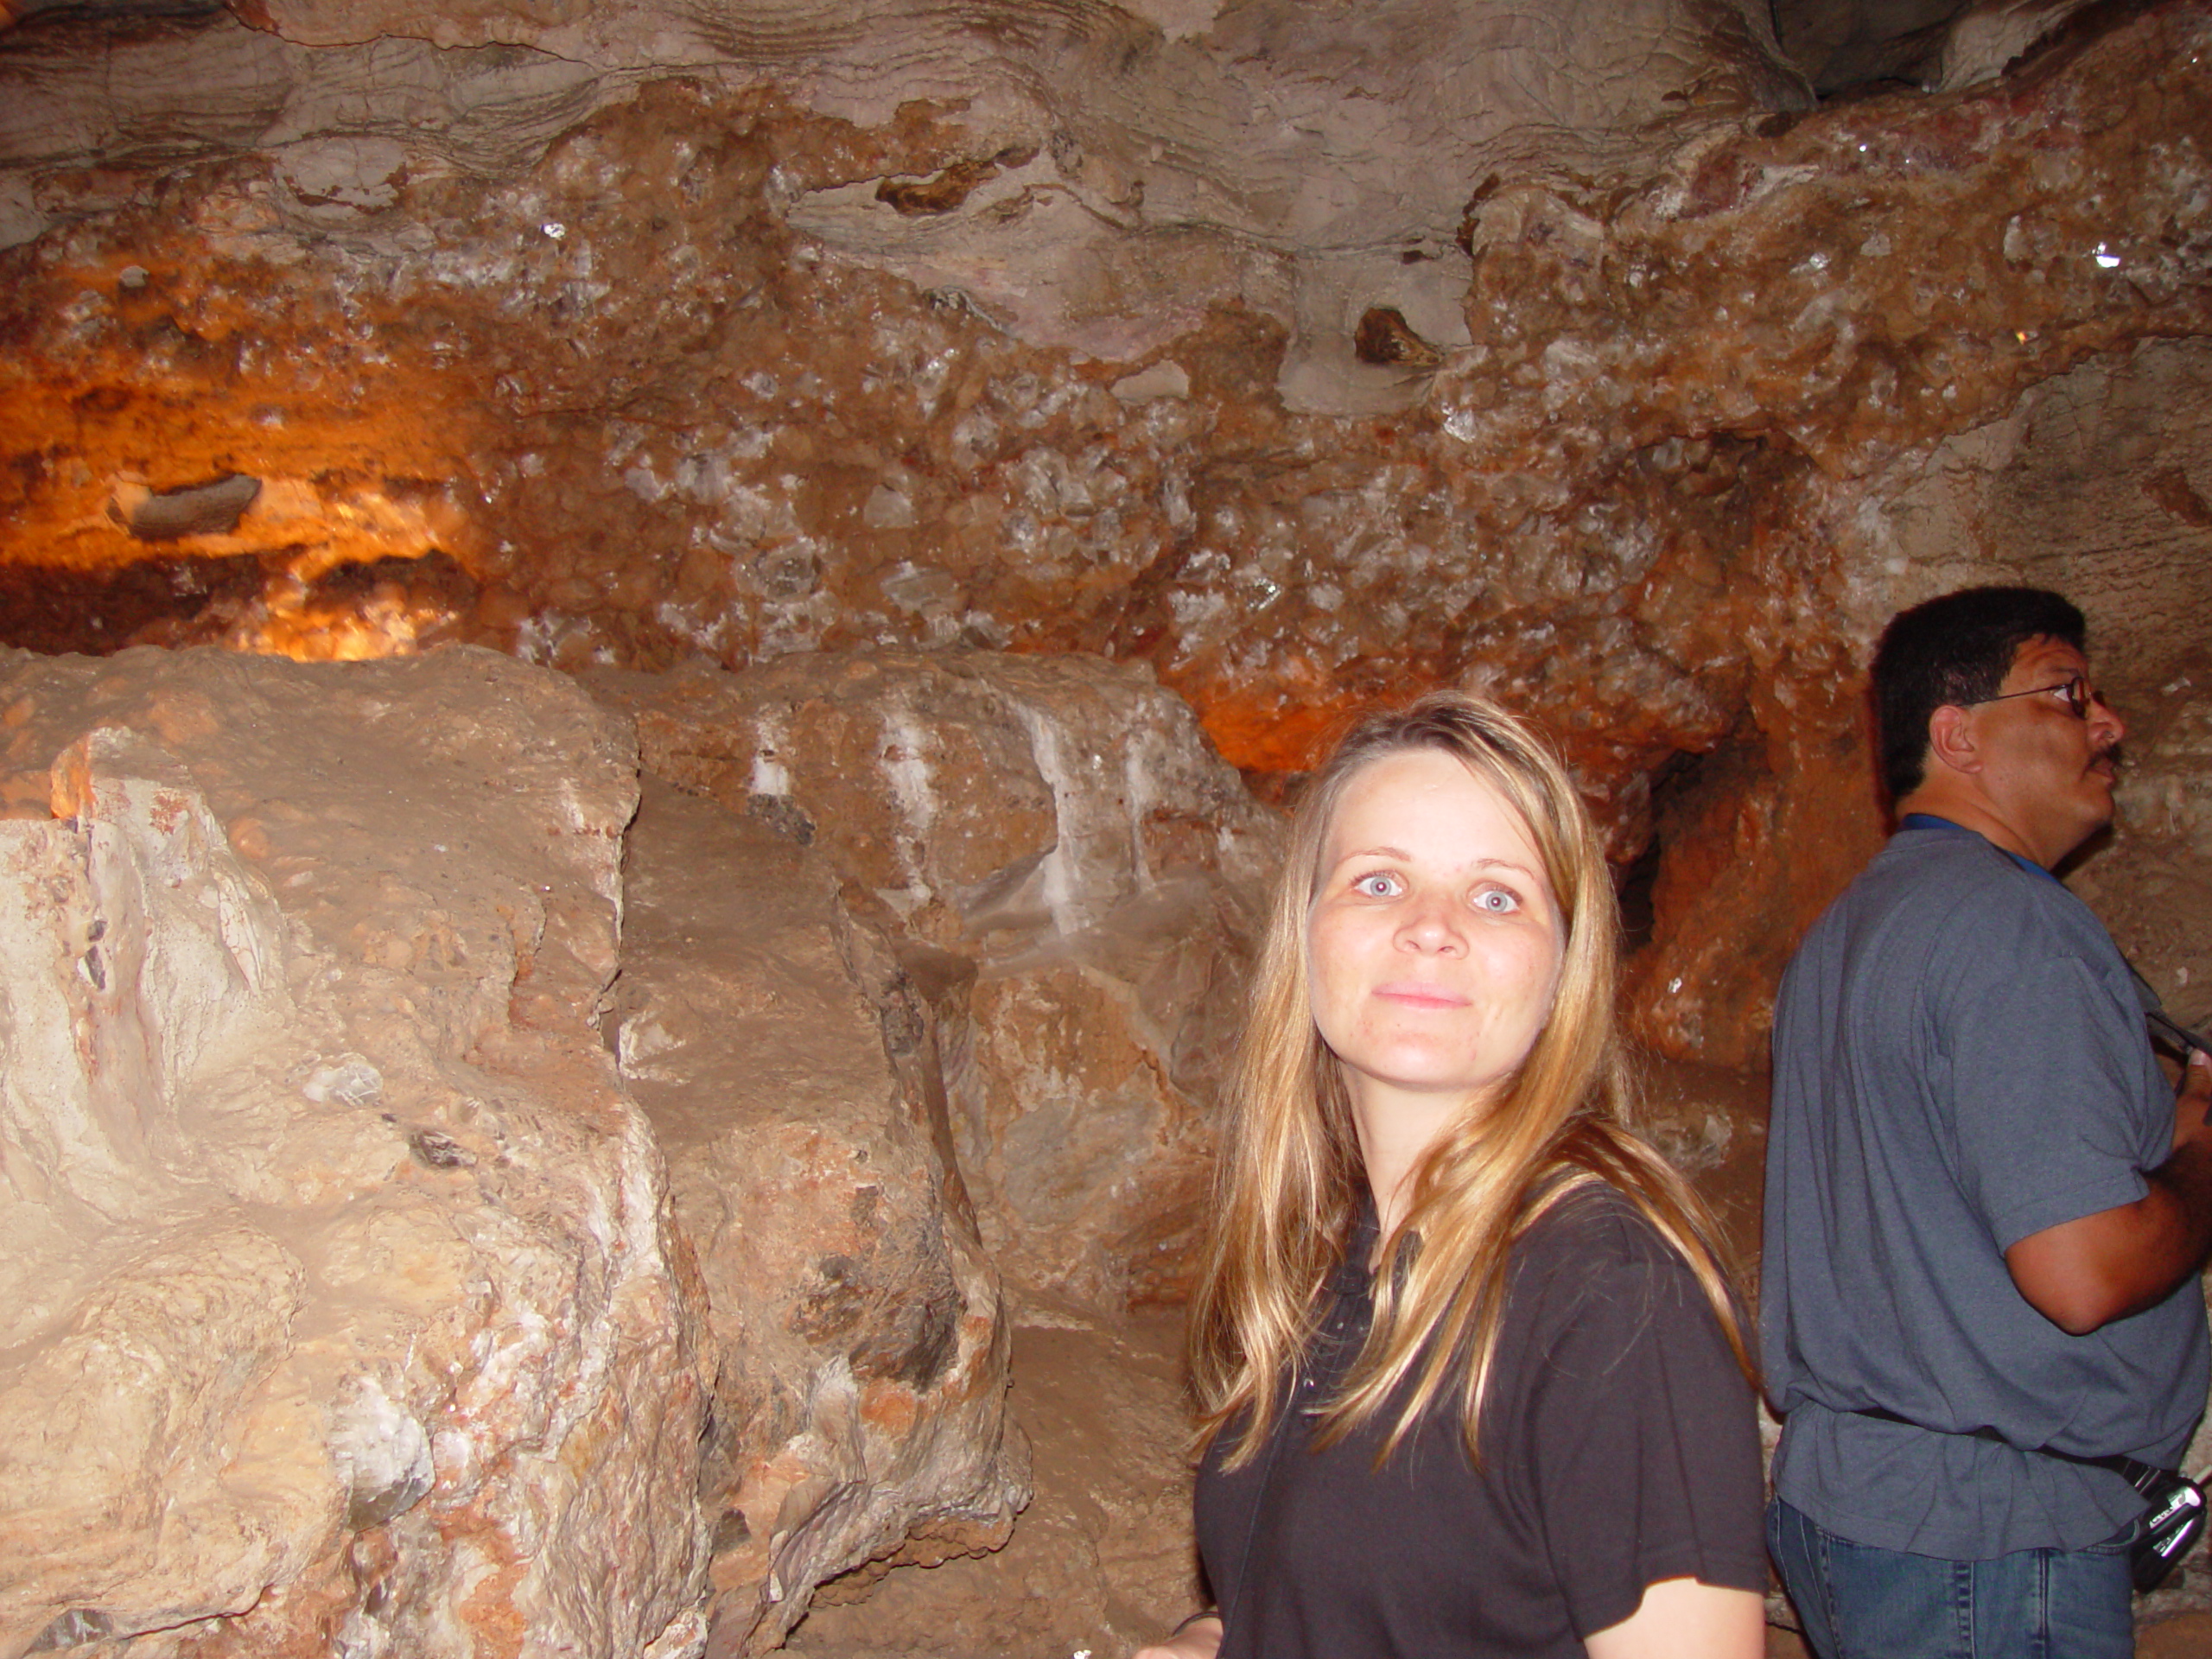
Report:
1924,703,1982,778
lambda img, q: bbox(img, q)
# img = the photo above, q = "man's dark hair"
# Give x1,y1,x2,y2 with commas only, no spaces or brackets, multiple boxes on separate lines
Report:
1872,585,2088,802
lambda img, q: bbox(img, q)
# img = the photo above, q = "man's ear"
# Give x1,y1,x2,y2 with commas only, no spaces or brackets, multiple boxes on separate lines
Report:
1925,703,1982,777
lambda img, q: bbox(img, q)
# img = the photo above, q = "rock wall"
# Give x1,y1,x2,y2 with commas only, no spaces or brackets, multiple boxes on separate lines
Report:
4,1,2211,1078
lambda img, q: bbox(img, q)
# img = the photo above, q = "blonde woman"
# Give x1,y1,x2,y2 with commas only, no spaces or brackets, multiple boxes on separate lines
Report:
1138,694,1765,1659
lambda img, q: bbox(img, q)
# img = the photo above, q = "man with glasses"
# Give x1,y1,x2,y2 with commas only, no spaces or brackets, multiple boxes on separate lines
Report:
1761,585,2212,1656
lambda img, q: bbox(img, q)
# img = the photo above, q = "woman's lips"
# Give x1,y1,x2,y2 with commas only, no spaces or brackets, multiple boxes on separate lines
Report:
1373,982,1470,1008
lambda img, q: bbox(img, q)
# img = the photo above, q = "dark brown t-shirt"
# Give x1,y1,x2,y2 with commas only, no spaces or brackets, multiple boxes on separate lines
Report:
1194,1186,1765,1657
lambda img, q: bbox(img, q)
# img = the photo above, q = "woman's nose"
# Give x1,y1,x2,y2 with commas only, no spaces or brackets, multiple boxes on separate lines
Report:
1396,897,1463,953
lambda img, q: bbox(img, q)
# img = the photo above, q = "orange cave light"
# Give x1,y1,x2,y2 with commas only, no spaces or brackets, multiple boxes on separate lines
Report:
92,467,475,663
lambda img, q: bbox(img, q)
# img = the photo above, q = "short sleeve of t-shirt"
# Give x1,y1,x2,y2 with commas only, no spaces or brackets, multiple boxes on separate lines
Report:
1511,1199,1769,1639
1947,951,2156,1250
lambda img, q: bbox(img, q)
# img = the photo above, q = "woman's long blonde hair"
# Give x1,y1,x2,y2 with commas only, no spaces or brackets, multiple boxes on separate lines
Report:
1187,690,1751,1467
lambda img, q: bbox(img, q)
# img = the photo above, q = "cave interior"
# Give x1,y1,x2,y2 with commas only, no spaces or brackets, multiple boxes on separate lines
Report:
3,1,2212,1656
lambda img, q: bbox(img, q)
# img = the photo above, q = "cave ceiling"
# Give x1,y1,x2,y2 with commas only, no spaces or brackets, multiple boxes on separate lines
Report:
1,1,2204,852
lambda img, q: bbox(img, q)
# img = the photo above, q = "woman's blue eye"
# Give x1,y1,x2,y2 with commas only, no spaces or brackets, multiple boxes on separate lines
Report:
1353,873,1398,897
1474,887,1521,914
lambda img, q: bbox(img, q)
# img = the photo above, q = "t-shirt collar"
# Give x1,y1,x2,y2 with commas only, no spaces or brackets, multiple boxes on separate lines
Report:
1898,811,2061,885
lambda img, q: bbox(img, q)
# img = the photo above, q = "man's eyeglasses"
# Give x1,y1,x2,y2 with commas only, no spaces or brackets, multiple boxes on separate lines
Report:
1957,676,2098,721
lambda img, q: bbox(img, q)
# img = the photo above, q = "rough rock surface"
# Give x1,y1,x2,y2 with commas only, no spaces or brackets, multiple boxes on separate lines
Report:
1630,330,2212,1071
2084,672,2212,1031
2,0,1804,391
609,778,1027,1655
590,648,1279,1306
1628,328,2212,1069
0,645,709,1659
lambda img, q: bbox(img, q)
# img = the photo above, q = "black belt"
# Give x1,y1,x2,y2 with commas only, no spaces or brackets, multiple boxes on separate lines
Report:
1844,1407,2206,1591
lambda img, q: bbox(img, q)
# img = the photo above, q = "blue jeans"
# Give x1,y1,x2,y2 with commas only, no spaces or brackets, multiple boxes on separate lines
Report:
1768,1497,2134,1659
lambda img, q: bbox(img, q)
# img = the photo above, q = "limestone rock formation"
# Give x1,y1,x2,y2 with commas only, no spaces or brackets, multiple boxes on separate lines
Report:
2073,667,2212,1078
0,646,709,1659
591,648,1280,1306
1769,0,2103,92
3,0,1806,390
610,778,1027,1655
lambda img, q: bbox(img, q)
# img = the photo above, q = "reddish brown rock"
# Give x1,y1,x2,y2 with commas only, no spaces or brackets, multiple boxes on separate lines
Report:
1622,660,1888,1070
785,1308,1200,1659
1624,327,2212,1065
2073,669,2212,1081
0,0,1793,791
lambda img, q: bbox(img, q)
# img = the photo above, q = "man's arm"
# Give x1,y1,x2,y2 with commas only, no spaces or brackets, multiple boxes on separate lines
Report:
2005,1052,2212,1335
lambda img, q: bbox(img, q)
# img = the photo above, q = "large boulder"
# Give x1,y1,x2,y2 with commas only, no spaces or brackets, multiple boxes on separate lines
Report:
591,649,1280,1306
608,778,1027,1656
0,645,710,1659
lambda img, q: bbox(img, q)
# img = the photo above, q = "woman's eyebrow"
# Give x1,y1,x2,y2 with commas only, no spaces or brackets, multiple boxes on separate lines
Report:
1332,849,1539,878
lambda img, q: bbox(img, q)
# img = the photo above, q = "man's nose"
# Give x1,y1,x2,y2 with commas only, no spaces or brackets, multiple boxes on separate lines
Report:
2088,687,2125,747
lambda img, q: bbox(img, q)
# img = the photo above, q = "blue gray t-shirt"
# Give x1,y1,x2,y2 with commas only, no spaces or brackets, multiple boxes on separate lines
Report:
1761,819,2209,1557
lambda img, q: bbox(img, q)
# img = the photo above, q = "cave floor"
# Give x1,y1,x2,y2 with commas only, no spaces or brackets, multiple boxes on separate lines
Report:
785,1303,2212,1659
785,1301,1201,1659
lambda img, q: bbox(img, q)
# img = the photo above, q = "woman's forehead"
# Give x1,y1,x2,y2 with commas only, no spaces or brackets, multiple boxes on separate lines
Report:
1322,749,1545,863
